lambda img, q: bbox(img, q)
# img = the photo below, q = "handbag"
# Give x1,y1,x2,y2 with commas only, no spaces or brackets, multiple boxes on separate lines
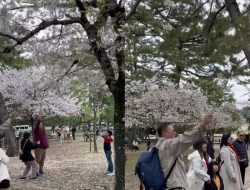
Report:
19,139,28,160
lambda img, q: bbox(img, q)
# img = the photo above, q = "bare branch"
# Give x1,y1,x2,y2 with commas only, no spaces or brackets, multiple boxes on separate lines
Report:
0,18,81,54
56,59,79,82
67,64,93,75
0,32,20,42
206,4,226,35
125,0,143,21
9,5,36,10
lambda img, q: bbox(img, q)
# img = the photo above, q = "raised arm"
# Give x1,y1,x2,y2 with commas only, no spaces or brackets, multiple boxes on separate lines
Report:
159,114,213,156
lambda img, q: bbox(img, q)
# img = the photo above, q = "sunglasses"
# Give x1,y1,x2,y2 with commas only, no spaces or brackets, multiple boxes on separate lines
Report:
240,135,245,137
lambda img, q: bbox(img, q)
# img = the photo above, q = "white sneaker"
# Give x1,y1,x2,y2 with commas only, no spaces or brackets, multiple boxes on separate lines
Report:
107,172,115,176
104,170,110,174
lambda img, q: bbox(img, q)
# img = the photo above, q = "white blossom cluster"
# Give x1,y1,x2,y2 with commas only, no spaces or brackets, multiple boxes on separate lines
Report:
0,66,82,118
125,78,243,129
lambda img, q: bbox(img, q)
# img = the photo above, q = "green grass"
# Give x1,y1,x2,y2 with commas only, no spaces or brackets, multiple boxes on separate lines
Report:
126,152,140,172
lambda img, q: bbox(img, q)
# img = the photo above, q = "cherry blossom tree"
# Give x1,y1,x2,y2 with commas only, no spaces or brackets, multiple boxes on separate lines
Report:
0,66,82,123
126,78,244,132
0,1,126,187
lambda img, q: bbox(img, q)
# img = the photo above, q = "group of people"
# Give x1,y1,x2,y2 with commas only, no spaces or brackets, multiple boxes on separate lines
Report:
51,125,76,142
155,114,249,190
0,119,49,189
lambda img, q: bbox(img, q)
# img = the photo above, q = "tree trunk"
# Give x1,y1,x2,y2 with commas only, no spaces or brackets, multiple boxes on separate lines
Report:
128,125,137,149
93,107,98,153
225,0,250,64
0,92,18,156
112,70,125,190
172,63,183,87
0,93,8,124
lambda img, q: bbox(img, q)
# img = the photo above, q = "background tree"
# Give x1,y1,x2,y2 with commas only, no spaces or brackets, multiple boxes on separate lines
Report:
126,0,250,102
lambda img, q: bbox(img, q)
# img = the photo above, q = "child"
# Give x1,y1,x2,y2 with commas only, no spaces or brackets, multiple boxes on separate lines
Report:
20,132,40,179
101,130,114,176
204,161,224,190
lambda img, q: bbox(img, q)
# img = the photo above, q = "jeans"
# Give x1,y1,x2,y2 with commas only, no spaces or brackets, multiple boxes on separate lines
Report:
104,150,113,172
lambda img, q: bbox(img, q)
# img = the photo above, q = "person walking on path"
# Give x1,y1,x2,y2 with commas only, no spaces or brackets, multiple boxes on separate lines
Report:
204,161,224,190
219,133,243,190
0,146,10,189
186,137,211,190
156,114,213,190
101,130,114,176
71,126,76,140
20,132,39,179
233,131,249,185
33,120,49,177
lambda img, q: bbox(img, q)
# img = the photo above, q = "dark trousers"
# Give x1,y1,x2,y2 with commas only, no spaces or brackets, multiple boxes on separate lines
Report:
240,162,246,184
72,132,75,140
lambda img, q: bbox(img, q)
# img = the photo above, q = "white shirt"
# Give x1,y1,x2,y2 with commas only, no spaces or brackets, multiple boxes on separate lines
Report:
132,141,138,146
0,148,10,182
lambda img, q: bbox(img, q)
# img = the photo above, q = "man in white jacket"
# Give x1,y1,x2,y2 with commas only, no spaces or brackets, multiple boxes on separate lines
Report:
0,146,10,189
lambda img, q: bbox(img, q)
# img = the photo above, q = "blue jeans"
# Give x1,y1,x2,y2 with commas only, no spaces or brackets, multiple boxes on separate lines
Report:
104,150,113,172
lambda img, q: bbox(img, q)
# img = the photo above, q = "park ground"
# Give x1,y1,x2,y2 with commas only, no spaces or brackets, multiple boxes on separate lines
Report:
7,133,115,190
125,143,250,190
7,134,250,190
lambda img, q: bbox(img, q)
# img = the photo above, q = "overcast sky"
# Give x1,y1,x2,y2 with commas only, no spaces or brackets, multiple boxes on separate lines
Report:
230,80,249,108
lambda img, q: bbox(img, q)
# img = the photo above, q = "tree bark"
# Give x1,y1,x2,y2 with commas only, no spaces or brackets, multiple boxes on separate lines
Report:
0,92,18,156
225,0,250,64
112,71,125,190
93,107,98,153
0,93,8,124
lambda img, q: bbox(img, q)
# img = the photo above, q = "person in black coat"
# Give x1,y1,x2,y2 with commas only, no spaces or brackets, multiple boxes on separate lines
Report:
204,161,224,190
233,131,249,185
206,136,215,159
20,132,40,179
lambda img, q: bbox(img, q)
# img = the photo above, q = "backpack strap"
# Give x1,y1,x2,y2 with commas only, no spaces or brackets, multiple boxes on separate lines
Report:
165,157,178,181
154,143,178,183
139,181,143,190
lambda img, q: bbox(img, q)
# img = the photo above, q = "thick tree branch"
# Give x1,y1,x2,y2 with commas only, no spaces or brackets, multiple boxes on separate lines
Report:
0,18,81,54
225,0,250,65
74,0,116,88
206,4,226,35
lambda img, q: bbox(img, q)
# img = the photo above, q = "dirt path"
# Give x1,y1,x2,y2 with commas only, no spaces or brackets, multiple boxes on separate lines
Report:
7,139,114,190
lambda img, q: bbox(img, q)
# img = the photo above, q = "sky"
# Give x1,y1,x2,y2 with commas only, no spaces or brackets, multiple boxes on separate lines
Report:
230,80,249,108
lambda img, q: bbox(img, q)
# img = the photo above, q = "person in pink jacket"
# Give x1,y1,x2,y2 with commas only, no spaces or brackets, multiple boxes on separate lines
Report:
33,120,49,177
